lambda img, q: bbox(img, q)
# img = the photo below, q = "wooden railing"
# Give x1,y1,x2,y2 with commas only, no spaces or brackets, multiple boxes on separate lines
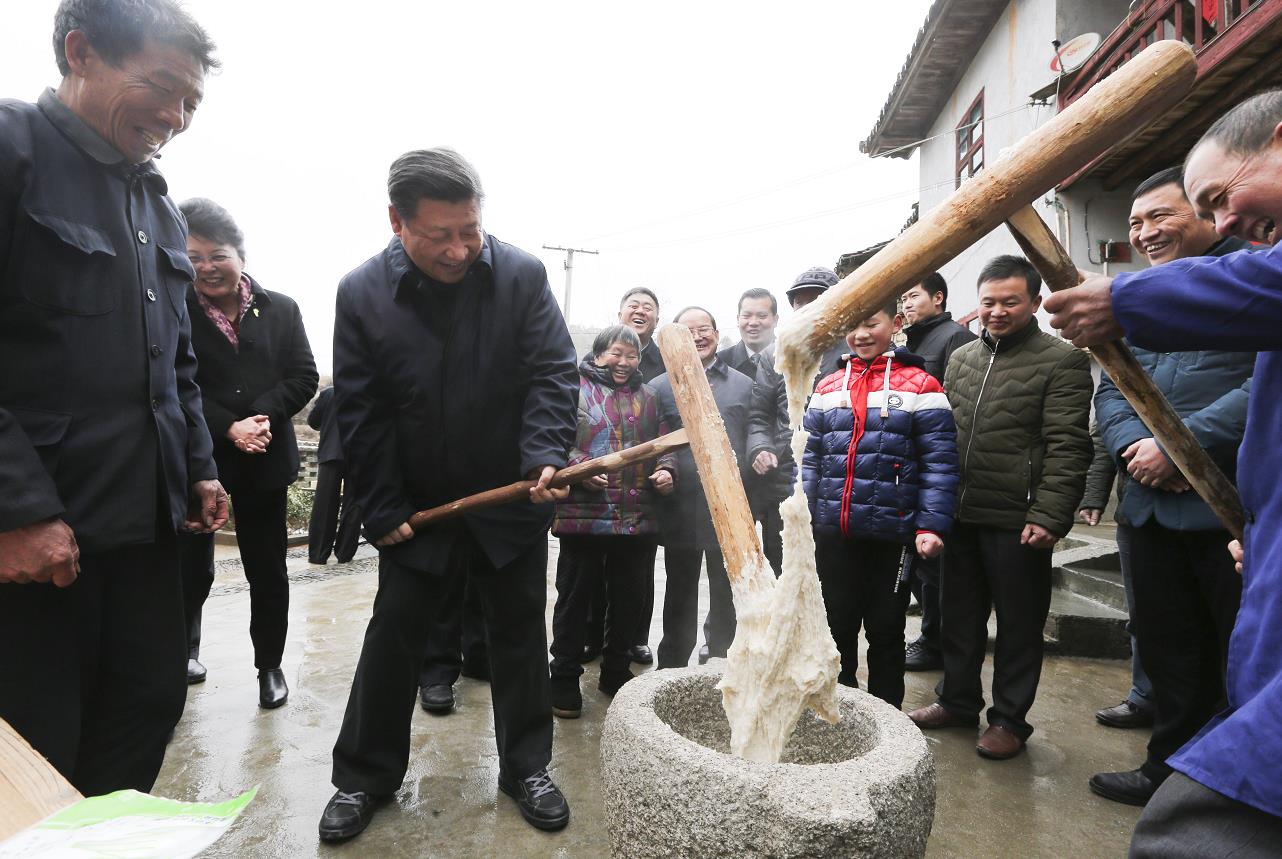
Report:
1060,0,1280,108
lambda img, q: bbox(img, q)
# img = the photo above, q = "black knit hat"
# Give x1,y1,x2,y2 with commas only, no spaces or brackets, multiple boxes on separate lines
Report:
786,266,839,298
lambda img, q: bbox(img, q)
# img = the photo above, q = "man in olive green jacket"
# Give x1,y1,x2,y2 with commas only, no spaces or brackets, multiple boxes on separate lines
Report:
909,255,1093,761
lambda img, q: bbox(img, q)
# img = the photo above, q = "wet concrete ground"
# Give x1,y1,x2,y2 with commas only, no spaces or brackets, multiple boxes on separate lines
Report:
159,538,1147,858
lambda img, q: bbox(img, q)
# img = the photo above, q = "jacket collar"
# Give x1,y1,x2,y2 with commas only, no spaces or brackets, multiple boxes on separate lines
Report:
907,310,954,334
38,88,168,190
705,356,729,379
980,317,1040,353
1207,236,1252,257
390,233,494,300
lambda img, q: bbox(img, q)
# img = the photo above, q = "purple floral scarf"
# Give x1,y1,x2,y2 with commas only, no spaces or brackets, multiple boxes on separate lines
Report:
196,275,253,350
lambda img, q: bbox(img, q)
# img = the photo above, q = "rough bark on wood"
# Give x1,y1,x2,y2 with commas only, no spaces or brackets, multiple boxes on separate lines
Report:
1005,205,1245,539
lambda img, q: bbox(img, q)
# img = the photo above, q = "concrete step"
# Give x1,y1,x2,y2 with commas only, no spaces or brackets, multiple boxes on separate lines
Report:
1043,589,1130,659
1053,553,1127,612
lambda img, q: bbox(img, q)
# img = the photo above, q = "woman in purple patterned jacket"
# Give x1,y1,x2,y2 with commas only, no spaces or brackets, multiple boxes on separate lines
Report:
548,325,677,718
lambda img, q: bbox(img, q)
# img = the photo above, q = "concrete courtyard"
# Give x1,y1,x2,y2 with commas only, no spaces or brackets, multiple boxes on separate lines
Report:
156,538,1147,858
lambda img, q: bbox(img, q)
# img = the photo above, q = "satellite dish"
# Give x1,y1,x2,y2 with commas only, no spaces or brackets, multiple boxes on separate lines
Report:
1050,32,1101,73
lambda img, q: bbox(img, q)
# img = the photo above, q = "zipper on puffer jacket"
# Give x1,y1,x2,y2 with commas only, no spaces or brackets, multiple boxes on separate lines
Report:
959,339,998,509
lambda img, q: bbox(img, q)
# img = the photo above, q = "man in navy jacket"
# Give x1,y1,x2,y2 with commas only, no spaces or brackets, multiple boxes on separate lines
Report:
320,148,578,841
0,0,226,796
1046,90,1282,855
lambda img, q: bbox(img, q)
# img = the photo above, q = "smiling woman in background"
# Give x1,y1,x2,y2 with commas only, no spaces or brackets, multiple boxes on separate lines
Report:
178,198,318,709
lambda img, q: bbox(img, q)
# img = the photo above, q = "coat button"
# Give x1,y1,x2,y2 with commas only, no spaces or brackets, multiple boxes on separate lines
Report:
150,345,162,357
137,230,149,244
150,398,160,411
146,289,157,302
630,489,638,496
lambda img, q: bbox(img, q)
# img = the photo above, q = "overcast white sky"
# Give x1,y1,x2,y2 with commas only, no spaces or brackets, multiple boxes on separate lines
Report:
3,1,933,372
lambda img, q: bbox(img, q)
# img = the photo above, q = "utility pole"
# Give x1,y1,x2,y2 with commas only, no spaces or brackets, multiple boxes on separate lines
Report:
542,244,598,322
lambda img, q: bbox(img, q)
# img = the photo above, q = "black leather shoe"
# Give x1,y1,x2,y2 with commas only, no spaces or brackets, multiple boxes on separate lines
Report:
419,683,455,714
1089,769,1159,806
580,643,602,663
258,668,288,709
904,639,942,672
598,669,633,697
628,644,653,665
499,768,570,831
1095,700,1154,729
187,658,207,685
318,790,385,842
697,644,711,665
550,676,582,719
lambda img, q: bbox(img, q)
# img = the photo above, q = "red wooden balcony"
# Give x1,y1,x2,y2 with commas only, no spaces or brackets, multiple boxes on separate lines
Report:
1057,0,1282,191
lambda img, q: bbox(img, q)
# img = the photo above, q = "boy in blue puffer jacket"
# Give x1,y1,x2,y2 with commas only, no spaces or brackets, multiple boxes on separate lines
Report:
803,300,959,708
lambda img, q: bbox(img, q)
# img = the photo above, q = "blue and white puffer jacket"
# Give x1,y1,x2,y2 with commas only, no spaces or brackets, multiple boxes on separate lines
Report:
803,347,960,544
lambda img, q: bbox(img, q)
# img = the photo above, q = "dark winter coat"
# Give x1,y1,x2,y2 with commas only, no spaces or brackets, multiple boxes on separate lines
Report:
904,311,977,383
307,386,343,465
638,339,665,383
944,319,1093,537
651,359,766,550
803,348,958,544
187,276,318,495
552,360,677,537
718,341,795,506
332,234,578,570
0,91,217,551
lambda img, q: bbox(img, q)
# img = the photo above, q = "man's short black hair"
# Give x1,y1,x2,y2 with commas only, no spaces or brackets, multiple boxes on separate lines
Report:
1191,89,1282,158
619,287,658,310
1132,166,1185,202
388,148,485,220
736,287,778,316
919,271,948,311
674,305,717,331
53,0,219,76
976,254,1042,300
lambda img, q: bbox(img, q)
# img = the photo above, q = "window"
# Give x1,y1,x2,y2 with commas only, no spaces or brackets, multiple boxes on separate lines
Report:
955,90,984,188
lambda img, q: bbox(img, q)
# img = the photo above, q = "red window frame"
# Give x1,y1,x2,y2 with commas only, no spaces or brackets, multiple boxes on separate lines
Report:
955,90,985,188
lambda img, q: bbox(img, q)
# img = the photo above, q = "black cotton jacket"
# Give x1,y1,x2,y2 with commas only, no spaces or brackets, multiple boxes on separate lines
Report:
186,276,318,495
307,386,344,464
0,91,217,551
905,311,978,384
332,234,578,570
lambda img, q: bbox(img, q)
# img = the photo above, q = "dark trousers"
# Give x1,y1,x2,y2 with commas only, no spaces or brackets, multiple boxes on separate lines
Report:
0,537,186,796
308,462,361,564
332,534,552,794
419,568,488,686
1130,772,1282,858
909,554,942,650
938,522,1052,740
755,498,784,578
1124,522,1242,783
550,535,650,682
815,535,913,708
657,547,733,668
181,487,290,670
585,539,658,649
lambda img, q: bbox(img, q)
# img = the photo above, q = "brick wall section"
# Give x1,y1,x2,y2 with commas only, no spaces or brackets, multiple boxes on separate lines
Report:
297,442,319,491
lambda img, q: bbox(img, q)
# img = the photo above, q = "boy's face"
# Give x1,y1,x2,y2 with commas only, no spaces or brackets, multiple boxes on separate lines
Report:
844,310,901,361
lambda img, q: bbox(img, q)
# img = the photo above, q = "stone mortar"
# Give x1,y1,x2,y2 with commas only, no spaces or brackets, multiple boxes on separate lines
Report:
600,663,935,858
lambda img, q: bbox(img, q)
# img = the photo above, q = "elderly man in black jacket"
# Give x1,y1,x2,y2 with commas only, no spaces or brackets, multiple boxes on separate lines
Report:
0,0,226,796
319,148,578,842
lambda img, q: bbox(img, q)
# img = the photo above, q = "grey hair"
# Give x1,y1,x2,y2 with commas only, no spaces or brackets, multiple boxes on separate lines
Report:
592,325,642,357
388,148,485,219
1190,89,1282,159
179,197,245,261
54,0,219,77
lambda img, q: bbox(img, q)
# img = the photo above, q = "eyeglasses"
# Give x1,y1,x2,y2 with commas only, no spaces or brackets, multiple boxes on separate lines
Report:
188,252,236,265
687,325,715,337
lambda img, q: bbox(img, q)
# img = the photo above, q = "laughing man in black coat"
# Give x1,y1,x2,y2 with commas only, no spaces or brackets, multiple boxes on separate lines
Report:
319,149,578,842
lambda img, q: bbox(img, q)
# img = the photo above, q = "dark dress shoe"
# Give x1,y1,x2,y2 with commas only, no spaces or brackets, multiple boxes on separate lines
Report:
580,643,602,663
318,790,386,842
904,639,942,672
1089,768,1159,806
697,644,711,665
308,555,328,566
187,658,207,685
550,675,582,719
976,724,1025,760
598,669,633,697
499,768,570,831
907,702,975,730
1095,699,1155,729
258,668,288,709
628,644,654,665
419,683,455,714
